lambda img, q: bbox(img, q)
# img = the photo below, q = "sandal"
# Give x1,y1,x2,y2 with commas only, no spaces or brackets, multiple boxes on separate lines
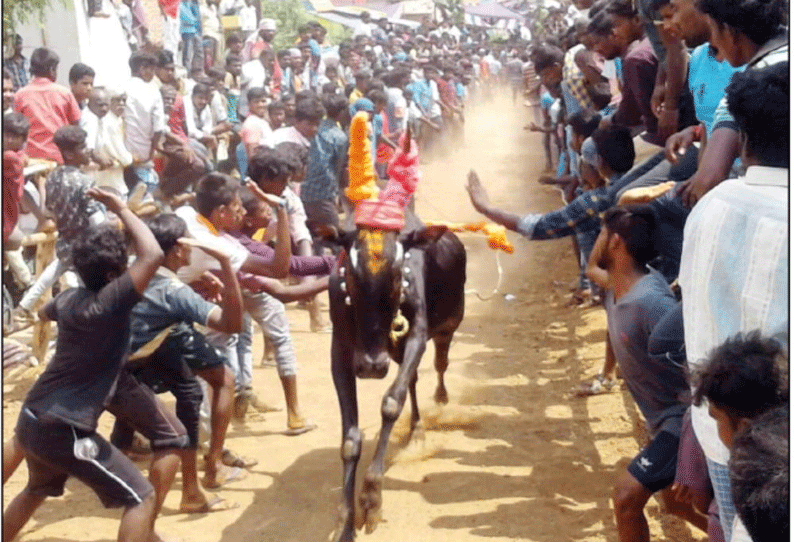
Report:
221,449,258,469
284,421,318,436
201,466,246,489
179,495,239,514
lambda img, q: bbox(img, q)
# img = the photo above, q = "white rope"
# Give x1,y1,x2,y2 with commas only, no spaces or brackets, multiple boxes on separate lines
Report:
465,250,504,301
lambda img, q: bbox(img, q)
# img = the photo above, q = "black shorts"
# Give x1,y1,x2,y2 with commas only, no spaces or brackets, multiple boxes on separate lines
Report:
628,430,680,493
106,370,190,451
15,408,154,508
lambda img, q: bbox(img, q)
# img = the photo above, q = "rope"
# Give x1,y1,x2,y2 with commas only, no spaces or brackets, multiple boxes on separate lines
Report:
465,250,504,301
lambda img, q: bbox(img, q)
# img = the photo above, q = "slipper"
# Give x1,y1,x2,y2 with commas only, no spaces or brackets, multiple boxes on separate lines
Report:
284,422,318,436
179,495,239,514
221,449,258,469
201,466,246,489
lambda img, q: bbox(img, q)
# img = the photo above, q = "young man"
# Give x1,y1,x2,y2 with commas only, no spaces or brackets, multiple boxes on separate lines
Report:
2,186,169,542
585,205,706,542
2,113,29,244
5,35,29,92
68,63,95,109
301,94,349,237
679,61,788,542
13,48,82,164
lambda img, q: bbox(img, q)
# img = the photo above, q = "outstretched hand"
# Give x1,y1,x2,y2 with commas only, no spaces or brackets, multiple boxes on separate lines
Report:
465,170,490,213
245,180,284,208
178,237,230,263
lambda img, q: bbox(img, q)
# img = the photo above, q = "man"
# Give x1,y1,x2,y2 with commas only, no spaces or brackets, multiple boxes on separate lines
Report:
412,65,443,154
68,63,95,109
13,48,81,164
585,205,707,542
352,11,375,39
243,16,282,100
679,61,788,542
5,35,29,92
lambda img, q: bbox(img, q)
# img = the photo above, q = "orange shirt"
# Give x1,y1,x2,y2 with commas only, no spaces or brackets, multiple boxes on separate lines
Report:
14,77,81,163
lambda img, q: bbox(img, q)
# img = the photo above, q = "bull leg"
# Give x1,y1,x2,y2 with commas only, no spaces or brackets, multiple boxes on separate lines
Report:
359,331,428,534
330,336,360,542
409,372,420,430
433,333,453,405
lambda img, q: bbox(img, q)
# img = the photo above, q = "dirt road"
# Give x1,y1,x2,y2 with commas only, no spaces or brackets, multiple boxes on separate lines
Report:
3,90,705,542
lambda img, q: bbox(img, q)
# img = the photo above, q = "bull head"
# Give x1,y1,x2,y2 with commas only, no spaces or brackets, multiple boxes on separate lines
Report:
330,224,448,379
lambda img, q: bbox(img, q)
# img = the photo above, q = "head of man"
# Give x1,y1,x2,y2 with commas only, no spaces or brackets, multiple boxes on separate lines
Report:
654,0,710,47
531,44,565,88
88,87,110,118
259,18,277,42
156,49,176,84
726,61,789,168
293,98,325,139
69,63,95,103
29,48,60,82
696,0,786,66
606,0,645,51
129,51,157,82
13,34,23,56
160,85,177,115
73,224,129,291
191,82,212,112
596,204,658,274
2,70,14,111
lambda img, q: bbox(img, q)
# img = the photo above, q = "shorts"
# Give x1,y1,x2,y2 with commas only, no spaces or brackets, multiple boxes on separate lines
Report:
106,370,190,451
627,430,680,493
15,407,154,508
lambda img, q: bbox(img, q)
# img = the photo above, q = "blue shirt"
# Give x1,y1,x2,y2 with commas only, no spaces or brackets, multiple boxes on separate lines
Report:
179,0,202,35
302,118,348,203
687,44,742,134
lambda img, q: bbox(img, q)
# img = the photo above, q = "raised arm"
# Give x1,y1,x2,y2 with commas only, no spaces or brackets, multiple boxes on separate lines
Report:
239,180,290,278
241,274,329,303
87,187,163,294
465,170,521,231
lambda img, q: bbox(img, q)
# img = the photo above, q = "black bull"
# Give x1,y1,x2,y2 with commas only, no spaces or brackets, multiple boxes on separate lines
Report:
327,216,466,541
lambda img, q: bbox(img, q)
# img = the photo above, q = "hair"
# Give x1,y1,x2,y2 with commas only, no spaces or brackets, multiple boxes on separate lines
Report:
321,82,339,95
3,112,30,138
726,61,789,168
225,53,242,66
247,87,268,103
2,68,12,81
605,0,638,18
226,31,243,46
531,44,564,73
297,23,311,34
295,89,316,105
568,109,602,138
247,146,293,184
129,51,157,74
276,141,308,169
588,10,615,36
367,88,387,105
729,404,789,542
692,332,788,417
156,48,175,67
192,82,212,97
72,224,128,292
194,172,240,217
206,66,224,81
268,101,285,115
602,204,658,267
147,213,187,254
323,94,348,118
240,187,264,214
591,125,635,173
68,63,95,84
696,0,785,45
294,98,326,123
29,48,60,77
52,125,87,153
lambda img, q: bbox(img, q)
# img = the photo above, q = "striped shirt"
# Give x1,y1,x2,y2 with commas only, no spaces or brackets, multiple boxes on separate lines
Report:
679,166,788,465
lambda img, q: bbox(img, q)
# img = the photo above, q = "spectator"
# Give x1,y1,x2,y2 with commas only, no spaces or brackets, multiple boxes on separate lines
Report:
179,0,203,70
83,87,133,196
2,113,30,244
68,63,95,109
5,34,29,92
13,48,81,164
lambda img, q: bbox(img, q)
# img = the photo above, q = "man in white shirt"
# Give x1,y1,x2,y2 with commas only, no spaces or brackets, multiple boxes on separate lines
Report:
352,11,376,38
124,51,168,196
83,87,132,195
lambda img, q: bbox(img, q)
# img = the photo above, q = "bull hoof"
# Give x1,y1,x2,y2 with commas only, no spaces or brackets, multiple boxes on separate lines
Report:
434,385,449,405
357,473,384,534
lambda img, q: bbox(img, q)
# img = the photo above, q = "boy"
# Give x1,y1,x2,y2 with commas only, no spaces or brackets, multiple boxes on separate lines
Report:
12,126,106,325
2,113,29,244
2,186,172,542
585,205,706,542
227,188,331,431
68,62,95,109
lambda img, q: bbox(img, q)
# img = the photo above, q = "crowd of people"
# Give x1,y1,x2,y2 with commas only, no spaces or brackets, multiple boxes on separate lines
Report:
0,0,788,541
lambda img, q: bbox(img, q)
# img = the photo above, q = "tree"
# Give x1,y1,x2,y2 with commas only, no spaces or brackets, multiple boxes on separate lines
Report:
3,0,67,51
259,0,350,50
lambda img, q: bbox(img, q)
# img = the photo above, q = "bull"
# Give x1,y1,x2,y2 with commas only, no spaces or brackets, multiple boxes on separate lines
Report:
327,211,466,542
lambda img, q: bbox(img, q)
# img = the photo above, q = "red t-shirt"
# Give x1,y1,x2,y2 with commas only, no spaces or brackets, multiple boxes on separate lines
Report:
168,96,190,142
14,77,81,163
3,150,27,241
160,0,180,19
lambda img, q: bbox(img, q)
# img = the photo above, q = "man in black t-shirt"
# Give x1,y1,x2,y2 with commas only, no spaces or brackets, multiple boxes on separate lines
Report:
3,188,180,542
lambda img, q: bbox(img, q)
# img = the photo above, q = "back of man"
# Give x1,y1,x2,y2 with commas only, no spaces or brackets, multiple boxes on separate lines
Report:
14,78,81,163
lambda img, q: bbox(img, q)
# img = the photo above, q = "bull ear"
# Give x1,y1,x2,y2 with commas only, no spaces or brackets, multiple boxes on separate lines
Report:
399,225,448,250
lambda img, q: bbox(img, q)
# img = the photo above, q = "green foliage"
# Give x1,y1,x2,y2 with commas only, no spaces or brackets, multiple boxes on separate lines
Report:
435,0,464,24
259,0,350,51
2,0,67,47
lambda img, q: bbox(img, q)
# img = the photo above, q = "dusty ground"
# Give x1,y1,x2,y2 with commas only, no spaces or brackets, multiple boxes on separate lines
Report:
3,90,707,542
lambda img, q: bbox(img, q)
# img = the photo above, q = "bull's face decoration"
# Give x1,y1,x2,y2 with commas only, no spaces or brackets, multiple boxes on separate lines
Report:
342,227,405,379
